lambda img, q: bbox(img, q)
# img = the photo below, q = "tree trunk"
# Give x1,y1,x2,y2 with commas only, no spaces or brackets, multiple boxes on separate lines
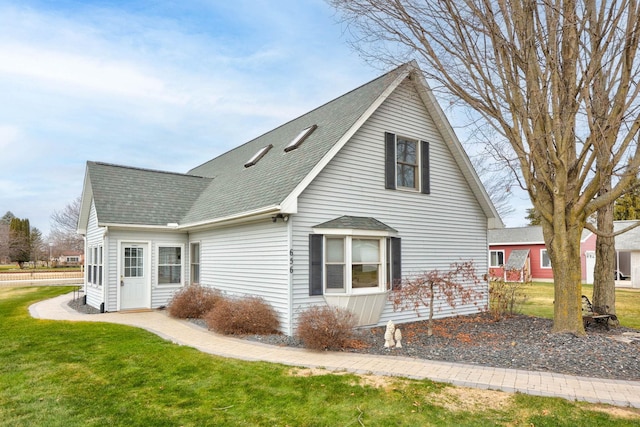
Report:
593,198,616,314
427,282,434,337
542,221,586,335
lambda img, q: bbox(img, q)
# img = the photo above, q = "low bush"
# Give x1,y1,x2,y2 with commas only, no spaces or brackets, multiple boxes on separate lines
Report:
489,275,530,320
204,296,280,335
296,305,358,351
167,285,223,319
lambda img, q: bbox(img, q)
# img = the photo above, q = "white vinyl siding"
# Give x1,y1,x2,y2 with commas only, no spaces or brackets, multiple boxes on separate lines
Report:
103,229,188,311
85,201,105,310
190,219,291,332
292,78,489,328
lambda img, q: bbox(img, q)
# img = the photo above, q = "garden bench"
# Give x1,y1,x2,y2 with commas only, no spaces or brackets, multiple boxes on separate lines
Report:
581,295,618,330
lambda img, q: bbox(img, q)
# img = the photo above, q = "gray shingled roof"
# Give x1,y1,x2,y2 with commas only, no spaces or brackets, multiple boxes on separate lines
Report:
314,216,397,232
87,162,212,226
181,66,408,225
489,227,545,244
489,226,591,245
84,65,408,227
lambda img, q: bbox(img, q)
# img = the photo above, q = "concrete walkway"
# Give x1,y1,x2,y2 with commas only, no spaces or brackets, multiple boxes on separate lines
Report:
30,292,640,409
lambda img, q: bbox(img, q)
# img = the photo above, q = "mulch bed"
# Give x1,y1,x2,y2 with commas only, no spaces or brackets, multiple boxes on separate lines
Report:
250,312,640,381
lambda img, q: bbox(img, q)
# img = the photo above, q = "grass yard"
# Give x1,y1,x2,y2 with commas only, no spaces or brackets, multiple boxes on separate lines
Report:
1,287,639,426
519,282,640,329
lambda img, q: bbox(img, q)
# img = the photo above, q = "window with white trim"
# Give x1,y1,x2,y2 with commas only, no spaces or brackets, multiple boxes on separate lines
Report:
325,236,384,293
490,250,504,267
190,243,200,285
158,246,182,285
87,245,103,286
98,246,103,286
541,249,552,268
87,247,92,283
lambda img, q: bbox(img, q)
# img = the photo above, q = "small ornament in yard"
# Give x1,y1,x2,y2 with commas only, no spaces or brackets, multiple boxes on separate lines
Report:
384,320,396,348
394,328,402,348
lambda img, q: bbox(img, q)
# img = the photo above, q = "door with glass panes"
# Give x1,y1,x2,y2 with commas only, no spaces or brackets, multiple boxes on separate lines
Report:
120,243,149,310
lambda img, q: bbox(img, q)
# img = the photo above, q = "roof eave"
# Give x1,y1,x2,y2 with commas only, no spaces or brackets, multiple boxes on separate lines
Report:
76,164,94,235
178,205,283,231
490,241,546,246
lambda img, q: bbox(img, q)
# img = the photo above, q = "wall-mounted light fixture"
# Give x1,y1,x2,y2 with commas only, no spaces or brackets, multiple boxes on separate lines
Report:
271,214,289,223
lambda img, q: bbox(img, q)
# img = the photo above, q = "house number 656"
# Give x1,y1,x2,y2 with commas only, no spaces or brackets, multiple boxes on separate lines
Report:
289,249,294,273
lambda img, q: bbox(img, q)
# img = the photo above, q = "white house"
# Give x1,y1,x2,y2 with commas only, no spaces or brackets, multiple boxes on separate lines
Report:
77,62,502,335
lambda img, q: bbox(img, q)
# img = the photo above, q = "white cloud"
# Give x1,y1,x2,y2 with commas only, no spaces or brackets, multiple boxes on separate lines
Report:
0,42,186,104
0,124,20,148
0,1,381,236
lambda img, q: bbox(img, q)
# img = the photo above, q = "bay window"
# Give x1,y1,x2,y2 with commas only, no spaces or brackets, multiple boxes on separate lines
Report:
310,233,400,296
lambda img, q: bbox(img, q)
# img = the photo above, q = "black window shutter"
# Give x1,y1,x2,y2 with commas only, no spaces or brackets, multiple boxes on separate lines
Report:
421,140,430,194
385,132,396,190
391,237,402,289
309,234,323,296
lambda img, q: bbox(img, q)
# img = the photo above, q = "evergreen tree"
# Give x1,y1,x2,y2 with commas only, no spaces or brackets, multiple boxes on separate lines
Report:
9,217,31,268
525,208,541,226
614,186,640,220
1,211,15,224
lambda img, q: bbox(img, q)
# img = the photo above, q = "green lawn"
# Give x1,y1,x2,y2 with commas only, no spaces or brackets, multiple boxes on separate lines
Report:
1,286,639,426
519,282,640,329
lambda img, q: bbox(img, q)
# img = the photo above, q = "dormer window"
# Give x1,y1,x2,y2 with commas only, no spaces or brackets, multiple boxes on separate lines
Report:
284,125,317,152
244,144,273,168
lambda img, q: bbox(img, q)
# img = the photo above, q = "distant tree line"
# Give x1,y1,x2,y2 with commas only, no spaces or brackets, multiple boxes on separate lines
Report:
0,212,45,268
1,196,83,268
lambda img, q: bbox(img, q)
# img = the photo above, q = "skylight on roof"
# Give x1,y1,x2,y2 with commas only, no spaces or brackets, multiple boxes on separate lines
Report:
284,124,317,152
244,144,273,168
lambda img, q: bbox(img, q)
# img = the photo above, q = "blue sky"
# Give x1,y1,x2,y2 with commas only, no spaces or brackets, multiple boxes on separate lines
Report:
0,0,529,237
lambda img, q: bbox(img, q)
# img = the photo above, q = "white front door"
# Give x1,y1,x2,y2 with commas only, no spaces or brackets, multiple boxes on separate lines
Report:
120,243,149,310
585,251,595,284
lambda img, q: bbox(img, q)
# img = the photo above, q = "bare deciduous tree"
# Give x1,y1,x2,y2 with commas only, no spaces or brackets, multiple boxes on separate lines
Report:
330,0,640,335
390,261,484,337
49,196,84,253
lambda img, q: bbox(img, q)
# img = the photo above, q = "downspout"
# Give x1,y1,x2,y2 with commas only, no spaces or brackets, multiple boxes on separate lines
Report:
82,234,88,303
82,235,87,304
102,226,108,312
